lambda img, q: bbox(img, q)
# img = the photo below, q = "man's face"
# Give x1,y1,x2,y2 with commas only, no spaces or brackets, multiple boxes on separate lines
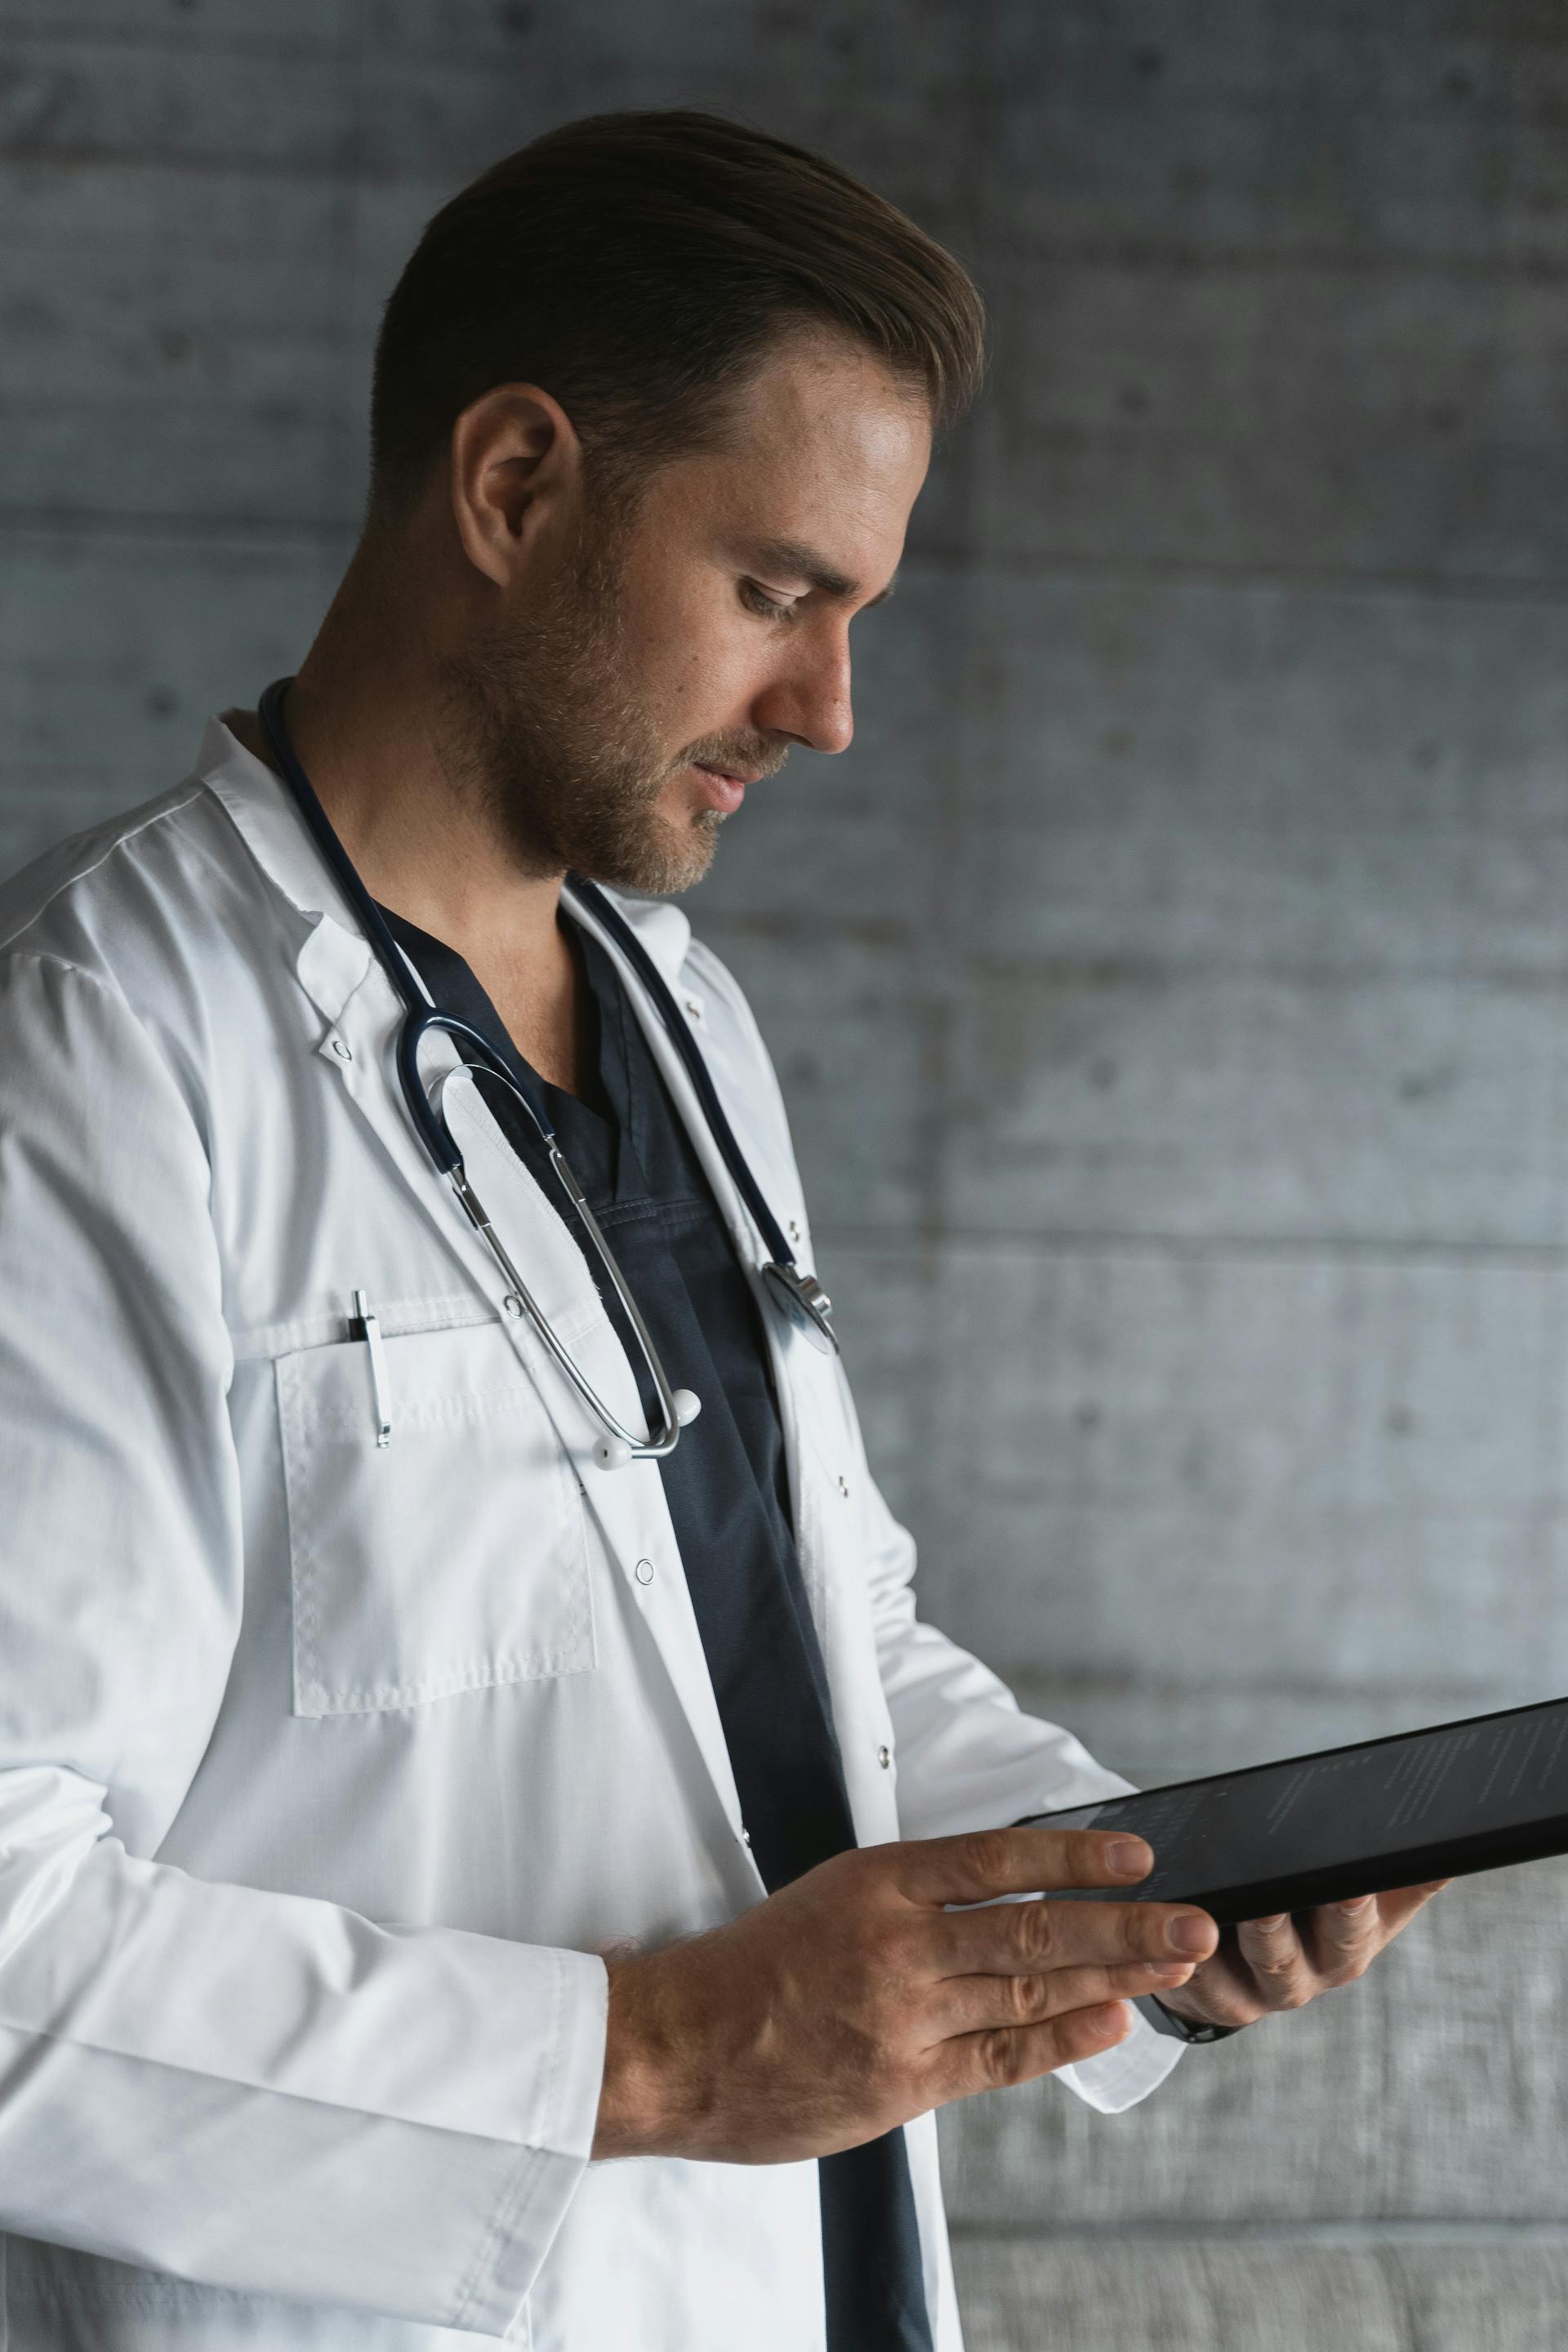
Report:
449,332,932,893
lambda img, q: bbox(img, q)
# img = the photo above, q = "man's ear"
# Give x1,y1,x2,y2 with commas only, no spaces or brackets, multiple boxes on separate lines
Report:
448,382,582,589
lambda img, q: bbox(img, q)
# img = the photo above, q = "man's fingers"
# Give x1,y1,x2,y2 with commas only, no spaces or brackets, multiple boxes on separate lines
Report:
1234,1911,1314,2007
931,2000,1135,2102
1307,1894,1382,1977
932,1891,1218,1979
932,1957,1196,2037
894,1825,1153,1908
1153,1945,1263,2030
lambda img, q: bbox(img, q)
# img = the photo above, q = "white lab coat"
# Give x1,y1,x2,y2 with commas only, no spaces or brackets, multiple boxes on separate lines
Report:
0,720,1178,2350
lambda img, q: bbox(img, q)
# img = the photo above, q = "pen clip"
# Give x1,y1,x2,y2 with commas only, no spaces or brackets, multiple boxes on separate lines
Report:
350,1288,393,1448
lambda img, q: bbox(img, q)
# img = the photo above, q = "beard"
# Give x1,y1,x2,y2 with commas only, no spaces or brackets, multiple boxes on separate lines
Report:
439,508,784,897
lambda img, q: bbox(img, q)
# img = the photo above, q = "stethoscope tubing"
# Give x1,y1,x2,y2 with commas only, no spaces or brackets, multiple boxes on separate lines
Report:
566,874,799,1274
255,677,834,1468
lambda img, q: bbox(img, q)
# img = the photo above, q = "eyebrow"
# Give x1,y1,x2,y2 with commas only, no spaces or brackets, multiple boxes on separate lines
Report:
746,537,898,609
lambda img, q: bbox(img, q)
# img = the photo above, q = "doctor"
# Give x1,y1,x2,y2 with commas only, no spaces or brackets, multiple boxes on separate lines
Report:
0,110,1439,2350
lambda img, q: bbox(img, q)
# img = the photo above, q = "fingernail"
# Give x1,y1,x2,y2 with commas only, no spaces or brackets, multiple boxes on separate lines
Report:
1253,1915,1288,1932
1338,1896,1374,1915
1167,1914,1213,1956
1089,2002,1130,2040
1107,1838,1152,1878
1147,1962,1192,1986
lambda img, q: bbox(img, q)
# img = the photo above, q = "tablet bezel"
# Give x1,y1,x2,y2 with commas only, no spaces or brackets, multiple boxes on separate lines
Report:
1019,1691,1568,1924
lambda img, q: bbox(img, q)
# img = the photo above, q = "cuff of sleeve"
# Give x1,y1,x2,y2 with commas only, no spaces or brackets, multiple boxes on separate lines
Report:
1055,2005,1184,2115
456,1948,609,2340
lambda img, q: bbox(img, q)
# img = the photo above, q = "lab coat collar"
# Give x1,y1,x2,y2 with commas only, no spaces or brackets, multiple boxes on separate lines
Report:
199,715,374,1027
194,715,697,1016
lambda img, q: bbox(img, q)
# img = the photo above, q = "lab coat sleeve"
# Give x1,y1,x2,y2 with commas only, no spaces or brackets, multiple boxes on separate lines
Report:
837,1368,1183,2114
0,951,606,2334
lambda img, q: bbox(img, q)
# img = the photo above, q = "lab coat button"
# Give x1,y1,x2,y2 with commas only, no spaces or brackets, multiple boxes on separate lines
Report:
685,997,702,1018
740,1827,752,1846
501,1293,524,1317
635,1557,655,1586
877,1744,892,1771
837,1474,849,1498
330,1037,353,1062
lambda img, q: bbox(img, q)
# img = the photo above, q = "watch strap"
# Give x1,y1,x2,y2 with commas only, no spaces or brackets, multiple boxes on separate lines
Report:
1135,1993,1243,2045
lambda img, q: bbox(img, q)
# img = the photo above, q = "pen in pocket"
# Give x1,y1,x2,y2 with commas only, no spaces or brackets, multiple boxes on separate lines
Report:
349,1289,393,1448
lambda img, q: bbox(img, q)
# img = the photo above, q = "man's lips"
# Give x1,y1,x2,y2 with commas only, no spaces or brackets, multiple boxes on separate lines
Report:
690,760,756,814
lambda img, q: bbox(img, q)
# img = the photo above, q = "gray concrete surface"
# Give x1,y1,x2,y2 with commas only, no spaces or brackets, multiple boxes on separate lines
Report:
4,4,1568,2344
949,2243,1568,2352
944,1860,1568,2230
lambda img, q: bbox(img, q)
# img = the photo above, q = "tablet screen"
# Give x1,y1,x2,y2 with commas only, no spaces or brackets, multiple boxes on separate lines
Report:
1024,1695,1568,1919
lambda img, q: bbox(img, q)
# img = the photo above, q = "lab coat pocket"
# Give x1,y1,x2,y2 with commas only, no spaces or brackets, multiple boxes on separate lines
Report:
277,1321,595,1716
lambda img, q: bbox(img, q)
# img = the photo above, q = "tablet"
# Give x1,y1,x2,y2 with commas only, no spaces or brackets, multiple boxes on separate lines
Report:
1019,1694,1568,1924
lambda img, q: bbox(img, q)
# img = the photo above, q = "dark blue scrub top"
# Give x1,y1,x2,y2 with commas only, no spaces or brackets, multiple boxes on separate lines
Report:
381,906,933,2352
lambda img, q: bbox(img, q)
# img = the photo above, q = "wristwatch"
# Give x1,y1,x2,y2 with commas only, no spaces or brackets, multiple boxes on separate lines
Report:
1135,1993,1242,2045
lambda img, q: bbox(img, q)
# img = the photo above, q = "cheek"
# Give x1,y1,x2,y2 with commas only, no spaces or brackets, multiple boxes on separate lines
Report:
618,583,762,733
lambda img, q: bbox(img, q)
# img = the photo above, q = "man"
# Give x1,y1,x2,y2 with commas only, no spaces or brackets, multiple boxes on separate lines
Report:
0,113,1438,2349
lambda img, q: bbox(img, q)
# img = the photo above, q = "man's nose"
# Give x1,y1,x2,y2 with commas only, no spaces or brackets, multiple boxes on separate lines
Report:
752,630,854,757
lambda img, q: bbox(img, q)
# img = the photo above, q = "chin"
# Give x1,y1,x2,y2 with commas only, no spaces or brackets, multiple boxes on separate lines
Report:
651,817,722,897
581,813,720,899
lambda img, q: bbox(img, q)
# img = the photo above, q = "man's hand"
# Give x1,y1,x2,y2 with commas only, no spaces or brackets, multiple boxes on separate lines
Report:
591,1827,1218,2163
1154,1882,1449,2031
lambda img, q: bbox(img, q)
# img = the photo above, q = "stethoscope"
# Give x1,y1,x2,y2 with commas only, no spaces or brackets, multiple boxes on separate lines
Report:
257,679,838,1471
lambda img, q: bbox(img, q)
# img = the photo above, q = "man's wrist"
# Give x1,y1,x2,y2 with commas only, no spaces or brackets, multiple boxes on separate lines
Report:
594,1953,661,2158
593,1948,700,2159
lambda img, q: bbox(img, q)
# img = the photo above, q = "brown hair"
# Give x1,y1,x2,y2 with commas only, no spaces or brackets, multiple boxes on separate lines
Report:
368,109,986,514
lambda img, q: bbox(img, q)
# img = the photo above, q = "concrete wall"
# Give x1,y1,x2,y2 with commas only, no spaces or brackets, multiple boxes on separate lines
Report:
5,4,1568,2343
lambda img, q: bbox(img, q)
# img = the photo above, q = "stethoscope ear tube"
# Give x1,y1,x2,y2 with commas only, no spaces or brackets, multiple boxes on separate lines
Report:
566,876,839,1356
258,681,426,1022
446,1156,697,1468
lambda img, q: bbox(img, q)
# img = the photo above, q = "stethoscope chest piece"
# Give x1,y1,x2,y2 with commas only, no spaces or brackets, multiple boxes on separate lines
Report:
762,1261,838,1356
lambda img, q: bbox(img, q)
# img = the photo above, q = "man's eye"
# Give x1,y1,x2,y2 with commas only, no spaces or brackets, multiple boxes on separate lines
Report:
740,580,795,621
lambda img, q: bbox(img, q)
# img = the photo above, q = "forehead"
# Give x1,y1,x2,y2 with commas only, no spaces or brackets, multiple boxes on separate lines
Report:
648,331,932,564
725,331,933,474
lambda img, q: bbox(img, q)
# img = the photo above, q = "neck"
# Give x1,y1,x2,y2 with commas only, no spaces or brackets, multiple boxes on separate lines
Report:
226,538,590,1094
278,546,567,965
